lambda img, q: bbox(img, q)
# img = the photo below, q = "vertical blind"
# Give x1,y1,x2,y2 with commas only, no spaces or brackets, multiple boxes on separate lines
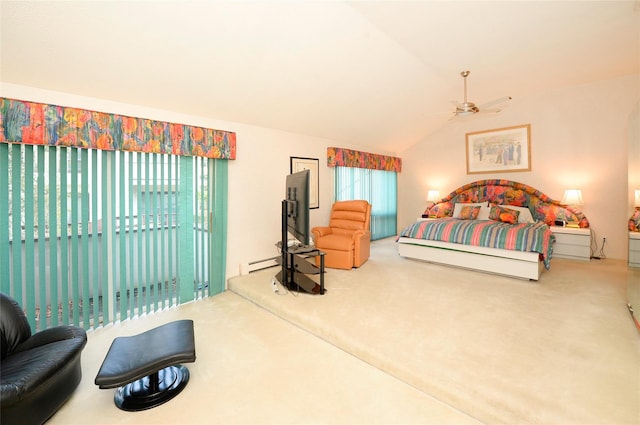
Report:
0,143,226,332
334,166,397,240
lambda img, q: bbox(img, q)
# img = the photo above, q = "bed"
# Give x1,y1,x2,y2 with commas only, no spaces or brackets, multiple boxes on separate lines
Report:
397,179,589,280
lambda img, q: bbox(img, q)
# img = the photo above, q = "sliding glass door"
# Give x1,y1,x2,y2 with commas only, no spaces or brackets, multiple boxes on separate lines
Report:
0,143,227,331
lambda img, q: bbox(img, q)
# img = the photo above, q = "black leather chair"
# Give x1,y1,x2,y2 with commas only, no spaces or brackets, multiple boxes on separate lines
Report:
0,292,88,425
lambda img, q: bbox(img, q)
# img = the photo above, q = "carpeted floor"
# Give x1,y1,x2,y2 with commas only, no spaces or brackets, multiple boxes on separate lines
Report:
51,289,480,424
229,237,640,424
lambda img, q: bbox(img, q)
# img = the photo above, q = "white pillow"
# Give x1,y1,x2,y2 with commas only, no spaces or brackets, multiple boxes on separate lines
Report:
476,204,492,220
452,202,487,218
501,205,535,223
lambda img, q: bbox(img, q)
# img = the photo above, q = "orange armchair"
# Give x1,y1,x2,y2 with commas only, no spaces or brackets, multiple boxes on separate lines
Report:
311,200,371,270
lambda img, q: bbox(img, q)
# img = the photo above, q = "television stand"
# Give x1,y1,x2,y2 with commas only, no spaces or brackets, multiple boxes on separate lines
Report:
276,199,325,294
275,248,325,294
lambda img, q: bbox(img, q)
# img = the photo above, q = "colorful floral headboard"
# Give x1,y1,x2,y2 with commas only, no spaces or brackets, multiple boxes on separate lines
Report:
424,179,590,228
630,209,640,232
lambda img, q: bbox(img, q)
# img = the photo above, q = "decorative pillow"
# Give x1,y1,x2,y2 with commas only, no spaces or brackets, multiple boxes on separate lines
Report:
489,205,520,224
452,202,487,218
458,205,481,220
501,205,535,223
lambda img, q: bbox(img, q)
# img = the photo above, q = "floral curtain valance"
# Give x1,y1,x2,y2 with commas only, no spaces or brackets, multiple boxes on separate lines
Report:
327,147,401,172
0,98,236,159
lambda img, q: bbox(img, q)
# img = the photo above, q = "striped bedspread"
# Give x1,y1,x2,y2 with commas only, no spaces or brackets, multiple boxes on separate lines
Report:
398,218,555,269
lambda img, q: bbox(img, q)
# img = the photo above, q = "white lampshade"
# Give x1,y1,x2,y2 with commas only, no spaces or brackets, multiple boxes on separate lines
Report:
426,190,440,203
635,189,640,207
562,189,584,206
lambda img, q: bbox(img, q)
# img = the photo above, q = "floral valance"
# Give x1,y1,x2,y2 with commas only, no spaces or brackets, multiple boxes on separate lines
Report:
0,98,236,159
326,147,401,172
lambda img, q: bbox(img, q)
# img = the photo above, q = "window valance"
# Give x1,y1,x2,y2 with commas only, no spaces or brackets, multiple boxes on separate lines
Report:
0,98,236,159
327,147,401,172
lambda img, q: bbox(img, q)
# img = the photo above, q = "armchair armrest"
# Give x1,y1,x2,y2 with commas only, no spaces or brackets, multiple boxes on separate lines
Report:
14,326,87,354
311,226,333,238
353,230,371,267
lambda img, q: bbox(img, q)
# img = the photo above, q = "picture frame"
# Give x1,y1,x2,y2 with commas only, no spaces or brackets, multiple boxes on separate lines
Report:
290,156,319,209
465,124,531,174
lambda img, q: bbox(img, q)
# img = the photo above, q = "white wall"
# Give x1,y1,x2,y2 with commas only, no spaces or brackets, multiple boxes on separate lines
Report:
226,125,334,276
399,74,640,260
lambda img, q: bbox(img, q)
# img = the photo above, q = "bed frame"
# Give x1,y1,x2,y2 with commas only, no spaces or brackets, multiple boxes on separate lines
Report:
397,179,589,281
398,236,545,280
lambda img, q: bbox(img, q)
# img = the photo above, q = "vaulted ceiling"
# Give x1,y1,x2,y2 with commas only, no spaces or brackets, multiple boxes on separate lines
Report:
2,1,638,154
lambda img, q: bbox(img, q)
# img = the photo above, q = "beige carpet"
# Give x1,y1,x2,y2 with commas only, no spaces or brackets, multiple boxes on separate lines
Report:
50,290,479,425
229,237,640,424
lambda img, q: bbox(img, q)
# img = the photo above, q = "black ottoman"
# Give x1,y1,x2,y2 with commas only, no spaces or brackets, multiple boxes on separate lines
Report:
95,320,196,411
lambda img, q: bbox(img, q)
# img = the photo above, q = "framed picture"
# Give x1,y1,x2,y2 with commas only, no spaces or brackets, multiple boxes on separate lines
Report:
290,157,319,209
465,124,531,174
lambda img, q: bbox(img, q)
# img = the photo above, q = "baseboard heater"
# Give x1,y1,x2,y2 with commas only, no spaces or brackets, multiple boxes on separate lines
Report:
247,256,280,273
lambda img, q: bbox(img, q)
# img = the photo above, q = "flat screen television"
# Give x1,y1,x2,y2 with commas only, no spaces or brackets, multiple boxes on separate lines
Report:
285,169,310,246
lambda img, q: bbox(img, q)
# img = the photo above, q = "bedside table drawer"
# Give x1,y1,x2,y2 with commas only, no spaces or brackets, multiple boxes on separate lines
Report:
629,232,640,268
551,226,591,261
554,233,588,246
554,242,590,260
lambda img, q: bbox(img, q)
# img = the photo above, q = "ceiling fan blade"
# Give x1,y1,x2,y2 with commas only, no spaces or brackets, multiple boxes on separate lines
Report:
447,71,508,117
477,96,512,110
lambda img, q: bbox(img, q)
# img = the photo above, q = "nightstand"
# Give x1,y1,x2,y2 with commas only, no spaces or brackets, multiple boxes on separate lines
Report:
550,226,591,261
629,232,640,268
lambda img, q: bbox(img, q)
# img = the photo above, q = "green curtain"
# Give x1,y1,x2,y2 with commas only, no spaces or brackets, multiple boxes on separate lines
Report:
1,143,227,331
334,166,397,240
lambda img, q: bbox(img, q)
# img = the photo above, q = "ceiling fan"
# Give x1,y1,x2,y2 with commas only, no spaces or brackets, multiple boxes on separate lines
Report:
452,70,511,117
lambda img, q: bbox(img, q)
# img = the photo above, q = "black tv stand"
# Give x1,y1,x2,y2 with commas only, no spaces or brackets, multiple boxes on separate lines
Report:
275,200,325,295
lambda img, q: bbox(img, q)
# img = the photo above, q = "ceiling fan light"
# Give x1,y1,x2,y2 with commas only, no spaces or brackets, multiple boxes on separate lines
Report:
456,102,479,115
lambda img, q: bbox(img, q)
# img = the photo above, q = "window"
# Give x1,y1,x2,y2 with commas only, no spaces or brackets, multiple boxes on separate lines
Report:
1,143,227,331
334,166,397,240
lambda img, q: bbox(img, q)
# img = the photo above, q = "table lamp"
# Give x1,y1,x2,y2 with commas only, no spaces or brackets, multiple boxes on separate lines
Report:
426,190,440,218
561,189,583,228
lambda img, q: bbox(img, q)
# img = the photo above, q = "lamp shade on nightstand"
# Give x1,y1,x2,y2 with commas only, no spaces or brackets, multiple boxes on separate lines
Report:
426,190,440,203
562,189,583,206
